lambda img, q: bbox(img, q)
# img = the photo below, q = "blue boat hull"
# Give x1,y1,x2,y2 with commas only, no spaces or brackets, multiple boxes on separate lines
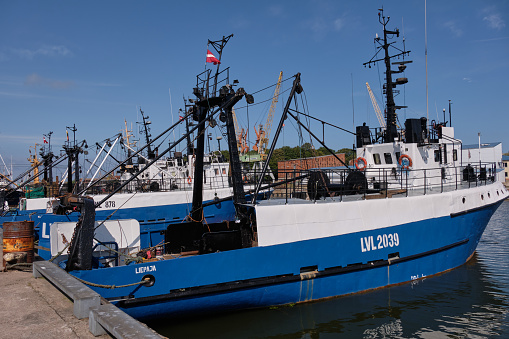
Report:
70,199,502,321
0,197,238,259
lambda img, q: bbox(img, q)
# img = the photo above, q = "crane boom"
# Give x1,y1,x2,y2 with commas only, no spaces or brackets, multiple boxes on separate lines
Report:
366,82,386,129
260,71,283,154
27,144,41,184
232,108,242,153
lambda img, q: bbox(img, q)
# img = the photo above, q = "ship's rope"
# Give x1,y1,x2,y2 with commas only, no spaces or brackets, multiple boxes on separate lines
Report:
185,209,211,232
4,262,33,271
49,243,70,262
72,275,150,289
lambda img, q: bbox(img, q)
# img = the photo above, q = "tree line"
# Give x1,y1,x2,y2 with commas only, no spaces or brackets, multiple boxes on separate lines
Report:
219,143,356,172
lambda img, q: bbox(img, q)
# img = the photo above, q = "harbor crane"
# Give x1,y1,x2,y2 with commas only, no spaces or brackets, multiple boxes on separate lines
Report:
366,82,386,129
27,144,41,184
254,71,283,160
232,109,249,155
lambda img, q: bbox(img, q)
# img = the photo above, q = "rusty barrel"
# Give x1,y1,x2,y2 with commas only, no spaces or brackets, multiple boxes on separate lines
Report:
2,221,34,266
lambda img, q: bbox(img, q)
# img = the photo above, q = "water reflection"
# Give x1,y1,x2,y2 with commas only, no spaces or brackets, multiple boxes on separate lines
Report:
149,201,509,338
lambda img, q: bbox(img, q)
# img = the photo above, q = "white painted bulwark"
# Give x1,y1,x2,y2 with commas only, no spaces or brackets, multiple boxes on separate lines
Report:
50,219,140,257
256,182,508,247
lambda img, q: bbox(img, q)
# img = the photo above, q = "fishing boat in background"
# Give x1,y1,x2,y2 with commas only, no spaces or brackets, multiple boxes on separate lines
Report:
40,10,509,322
1,97,271,260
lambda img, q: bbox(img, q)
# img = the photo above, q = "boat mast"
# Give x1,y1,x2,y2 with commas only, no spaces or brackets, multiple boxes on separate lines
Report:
138,108,155,160
63,124,81,193
189,35,250,221
363,8,411,143
41,131,54,185
188,75,249,221
207,34,233,95
189,90,208,222
182,102,195,156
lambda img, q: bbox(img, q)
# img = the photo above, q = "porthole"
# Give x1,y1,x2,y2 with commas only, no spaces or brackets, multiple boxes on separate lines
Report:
462,197,466,204
488,192,491,198
497,191,500,196
481,194,484,200
141,274,155,287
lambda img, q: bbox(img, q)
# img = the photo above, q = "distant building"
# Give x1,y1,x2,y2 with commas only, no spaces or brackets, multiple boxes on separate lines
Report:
503,155,509,188
278,153,346,178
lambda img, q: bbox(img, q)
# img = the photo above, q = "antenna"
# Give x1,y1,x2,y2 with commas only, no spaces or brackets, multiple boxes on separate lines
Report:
449,100,452,126
425,0,429,122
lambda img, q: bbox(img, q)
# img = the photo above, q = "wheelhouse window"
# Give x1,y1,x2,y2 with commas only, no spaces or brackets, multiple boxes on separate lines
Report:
384,153,393,164
373,153,381,165
434,150,440,162
395,152,401,163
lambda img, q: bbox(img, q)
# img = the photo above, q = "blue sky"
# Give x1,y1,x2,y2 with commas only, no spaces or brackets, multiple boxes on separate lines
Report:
1,1,508,177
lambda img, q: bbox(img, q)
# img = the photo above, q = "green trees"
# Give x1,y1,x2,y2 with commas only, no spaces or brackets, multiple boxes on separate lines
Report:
220,144,355,174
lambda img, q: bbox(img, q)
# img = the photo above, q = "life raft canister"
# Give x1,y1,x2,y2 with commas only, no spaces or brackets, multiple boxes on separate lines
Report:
355,157,367,171
398,154,413,169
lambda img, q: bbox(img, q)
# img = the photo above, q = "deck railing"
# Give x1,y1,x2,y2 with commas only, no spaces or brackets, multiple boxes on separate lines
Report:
258,162,499,203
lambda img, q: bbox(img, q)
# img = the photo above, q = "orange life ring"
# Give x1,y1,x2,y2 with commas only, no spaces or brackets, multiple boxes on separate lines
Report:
398,154,413,169
187,176,192,184
355,157,367,171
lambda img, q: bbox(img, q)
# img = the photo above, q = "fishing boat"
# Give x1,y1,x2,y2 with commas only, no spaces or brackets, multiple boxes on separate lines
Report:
50,11,507,322
1,103,271,259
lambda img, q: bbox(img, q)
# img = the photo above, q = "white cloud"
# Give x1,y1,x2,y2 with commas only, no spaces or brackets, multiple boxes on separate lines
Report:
24,73,74,89
304,12,347,40
333,18,345,31
309,17,328,35
444,21,463,37
463,77,473,83
9,45,73,60
483,13,505,30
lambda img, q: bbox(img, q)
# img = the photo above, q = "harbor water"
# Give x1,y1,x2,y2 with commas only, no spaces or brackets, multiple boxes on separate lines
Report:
149,200,509,338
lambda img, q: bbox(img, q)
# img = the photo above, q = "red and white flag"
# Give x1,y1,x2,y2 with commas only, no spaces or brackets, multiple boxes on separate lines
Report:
43,136,48,144
206,49,221,65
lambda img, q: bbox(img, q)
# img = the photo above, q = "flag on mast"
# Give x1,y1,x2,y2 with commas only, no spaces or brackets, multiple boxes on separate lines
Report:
206,49,221,65
43,136,48,144
66,130,69,142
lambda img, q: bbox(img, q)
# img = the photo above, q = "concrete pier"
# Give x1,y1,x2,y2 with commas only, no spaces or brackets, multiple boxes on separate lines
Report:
1,226,107,338
1,227,164,338
0,268,111,338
